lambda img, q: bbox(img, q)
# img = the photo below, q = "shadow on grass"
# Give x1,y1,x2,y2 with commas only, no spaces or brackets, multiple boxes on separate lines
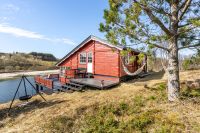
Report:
0,99,66,121
125,71,165,84
79,71,165,91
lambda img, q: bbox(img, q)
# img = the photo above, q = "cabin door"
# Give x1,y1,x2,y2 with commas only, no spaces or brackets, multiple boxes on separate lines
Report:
87,52,93,73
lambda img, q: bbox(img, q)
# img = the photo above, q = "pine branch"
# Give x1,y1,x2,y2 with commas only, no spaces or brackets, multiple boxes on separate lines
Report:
115,22,170,51
136,37,170,51
178,25,199,35
133,0,172,36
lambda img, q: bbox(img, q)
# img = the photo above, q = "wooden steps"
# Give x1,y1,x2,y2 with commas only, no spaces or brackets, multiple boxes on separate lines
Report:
61,82,85,92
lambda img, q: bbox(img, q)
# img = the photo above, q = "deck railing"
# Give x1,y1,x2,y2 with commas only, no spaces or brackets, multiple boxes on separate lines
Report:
34,75,55,89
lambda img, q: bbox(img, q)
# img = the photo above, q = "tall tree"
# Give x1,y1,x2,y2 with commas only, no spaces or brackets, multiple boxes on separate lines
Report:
100,0,200,101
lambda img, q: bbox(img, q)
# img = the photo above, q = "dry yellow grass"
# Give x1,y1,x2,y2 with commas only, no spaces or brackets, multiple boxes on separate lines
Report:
0,70,200,132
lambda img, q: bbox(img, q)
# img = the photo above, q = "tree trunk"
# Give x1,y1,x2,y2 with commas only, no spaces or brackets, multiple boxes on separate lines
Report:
167,37,180,102
167,0,180,102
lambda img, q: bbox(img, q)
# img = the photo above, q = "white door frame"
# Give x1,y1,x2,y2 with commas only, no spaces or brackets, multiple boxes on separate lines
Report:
87,52,93,73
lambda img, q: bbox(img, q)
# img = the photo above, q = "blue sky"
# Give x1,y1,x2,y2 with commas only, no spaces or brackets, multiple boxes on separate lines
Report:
0,0,108,58
0,0,196,58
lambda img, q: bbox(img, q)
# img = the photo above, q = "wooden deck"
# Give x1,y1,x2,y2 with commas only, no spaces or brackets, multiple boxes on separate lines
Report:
53,81,62,89
70,78,119,89
35,74,119,90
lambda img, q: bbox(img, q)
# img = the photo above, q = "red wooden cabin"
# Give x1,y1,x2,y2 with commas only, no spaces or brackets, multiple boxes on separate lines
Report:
56,35,147,84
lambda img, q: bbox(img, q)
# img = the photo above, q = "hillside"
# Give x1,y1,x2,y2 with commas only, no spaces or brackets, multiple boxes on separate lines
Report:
0,52,58,73
0,70,200,132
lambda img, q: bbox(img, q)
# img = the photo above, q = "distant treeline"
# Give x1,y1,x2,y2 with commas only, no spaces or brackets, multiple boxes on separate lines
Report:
147,50,200,71
0,52,58,73
29,52,57,61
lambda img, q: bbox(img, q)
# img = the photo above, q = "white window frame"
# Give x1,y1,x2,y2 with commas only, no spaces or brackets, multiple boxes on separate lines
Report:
87,52,92,63
60,66,66,77
79,52,86,64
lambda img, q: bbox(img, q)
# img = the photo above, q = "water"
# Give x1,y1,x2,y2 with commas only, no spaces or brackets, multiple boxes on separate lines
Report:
0,77,37,103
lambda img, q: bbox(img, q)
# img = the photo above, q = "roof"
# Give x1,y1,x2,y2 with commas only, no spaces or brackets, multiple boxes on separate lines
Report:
56,35,141,66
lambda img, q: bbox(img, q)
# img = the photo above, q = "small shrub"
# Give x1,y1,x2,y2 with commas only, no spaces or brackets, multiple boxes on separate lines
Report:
112,102,129,116
155,125,175,133
181,88,200,98
119,102,129,111
147,83,168,102
148,83,167,91
129,110,156,131
182,59,191,70
83,114,120,133
99,104,116,117
157,83,167,91
133,95,145,107
155,112,185,132
190,90,200,97
46,115,74,133
5,66,14,72
15,66,21,70
128,96,145,114
148,95,156,100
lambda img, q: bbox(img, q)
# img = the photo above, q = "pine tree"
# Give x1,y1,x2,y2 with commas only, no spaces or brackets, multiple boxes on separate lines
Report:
100,0,200,101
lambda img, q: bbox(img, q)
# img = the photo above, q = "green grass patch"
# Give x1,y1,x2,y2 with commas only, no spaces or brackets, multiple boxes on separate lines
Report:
146,82,168,102
46,115,75,133
80,96,160,133
181,88,200,98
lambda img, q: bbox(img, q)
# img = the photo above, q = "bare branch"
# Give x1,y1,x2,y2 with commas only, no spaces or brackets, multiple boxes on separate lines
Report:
147,42,170,52
178,23,191,28
150,5,172,18
178,0,192,22
180,36,200,40
178,0,189,11
136,38,170,51
178,43,200,50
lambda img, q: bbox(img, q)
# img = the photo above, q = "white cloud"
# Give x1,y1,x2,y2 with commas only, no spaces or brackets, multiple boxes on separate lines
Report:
0,24,76,45
0,17,9,21
62,38,76,45
3,4,20,12
0,24,45,39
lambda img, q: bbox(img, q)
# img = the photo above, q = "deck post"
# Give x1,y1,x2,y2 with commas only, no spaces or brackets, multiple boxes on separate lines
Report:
36,84,39,93
40,86,43,91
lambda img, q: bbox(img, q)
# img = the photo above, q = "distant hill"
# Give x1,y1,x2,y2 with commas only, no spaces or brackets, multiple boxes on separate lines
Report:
0,52,58,73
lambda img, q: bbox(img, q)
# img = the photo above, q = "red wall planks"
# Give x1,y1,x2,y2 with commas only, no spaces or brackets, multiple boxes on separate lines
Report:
94,41,119,77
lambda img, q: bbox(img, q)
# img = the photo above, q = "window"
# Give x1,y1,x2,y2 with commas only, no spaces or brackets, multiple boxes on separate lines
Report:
87,52,92,63
80,52,86,64
60,66,66,77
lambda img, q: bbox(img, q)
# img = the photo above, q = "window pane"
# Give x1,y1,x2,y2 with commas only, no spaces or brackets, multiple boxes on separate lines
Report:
80,53,86,64
88,53,92,63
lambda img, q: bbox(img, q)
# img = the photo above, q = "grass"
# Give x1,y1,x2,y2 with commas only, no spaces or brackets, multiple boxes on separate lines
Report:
45,83,199,133
0,70,200,132
46,115,75,133
181,88,200,98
